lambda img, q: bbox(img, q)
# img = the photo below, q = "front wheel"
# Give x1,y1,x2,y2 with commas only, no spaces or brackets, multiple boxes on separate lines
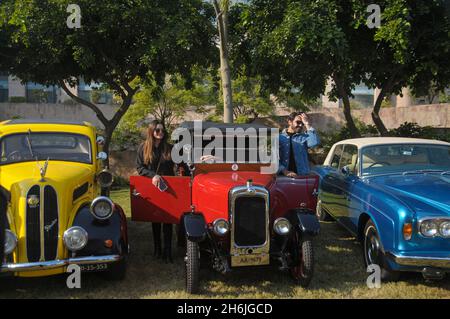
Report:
289,231,314,288
363,220,400,282
185,238,200,294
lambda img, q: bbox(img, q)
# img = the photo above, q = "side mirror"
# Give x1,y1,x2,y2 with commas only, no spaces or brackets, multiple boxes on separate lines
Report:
341,166,351,176
97,152,108,161
96,136,105,146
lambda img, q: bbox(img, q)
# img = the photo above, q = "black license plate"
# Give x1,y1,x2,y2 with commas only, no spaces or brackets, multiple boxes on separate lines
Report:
79,263,108,272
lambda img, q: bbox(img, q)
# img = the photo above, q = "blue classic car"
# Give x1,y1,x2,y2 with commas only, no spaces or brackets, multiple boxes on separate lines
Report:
314,137,450,281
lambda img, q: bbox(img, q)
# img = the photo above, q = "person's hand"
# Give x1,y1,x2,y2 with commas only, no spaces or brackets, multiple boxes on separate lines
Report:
152,175,161,187
283,170,297,178
300,113,311,129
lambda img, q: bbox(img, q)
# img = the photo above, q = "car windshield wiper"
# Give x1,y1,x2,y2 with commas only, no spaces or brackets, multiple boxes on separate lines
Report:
402,169,444,175
26,129,35,159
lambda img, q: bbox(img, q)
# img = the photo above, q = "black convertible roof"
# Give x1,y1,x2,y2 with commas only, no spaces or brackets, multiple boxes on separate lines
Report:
178,121,269,131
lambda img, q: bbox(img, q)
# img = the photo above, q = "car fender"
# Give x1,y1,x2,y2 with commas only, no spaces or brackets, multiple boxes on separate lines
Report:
72,204,128,256
182,213,207,243
289,208,320,237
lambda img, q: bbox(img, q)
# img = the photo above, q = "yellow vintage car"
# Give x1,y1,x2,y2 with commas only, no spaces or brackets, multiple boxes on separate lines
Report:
0,119,128,279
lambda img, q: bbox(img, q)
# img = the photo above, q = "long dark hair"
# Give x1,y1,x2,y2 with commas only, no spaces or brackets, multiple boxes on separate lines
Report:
143,120,171,165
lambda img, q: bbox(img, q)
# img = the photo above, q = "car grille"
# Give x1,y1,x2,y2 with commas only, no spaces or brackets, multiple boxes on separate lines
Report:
233,196,267,246
26,185,59,262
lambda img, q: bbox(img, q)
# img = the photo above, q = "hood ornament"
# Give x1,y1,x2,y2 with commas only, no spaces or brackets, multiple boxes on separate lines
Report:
38,158,50,182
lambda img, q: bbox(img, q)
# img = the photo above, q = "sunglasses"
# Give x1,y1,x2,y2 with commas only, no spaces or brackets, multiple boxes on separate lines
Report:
154,128,165,134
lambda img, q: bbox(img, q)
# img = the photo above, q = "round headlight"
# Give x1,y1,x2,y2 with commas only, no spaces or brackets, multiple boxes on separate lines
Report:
439,221,450,238
63,227,88,251
274,218,291,236
90,196,114,220
97,170,114,188
4,230,17,255
213,218,229,236
420,220,439,237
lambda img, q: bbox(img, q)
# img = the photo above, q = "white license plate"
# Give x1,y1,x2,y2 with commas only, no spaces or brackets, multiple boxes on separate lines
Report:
79,263,108,272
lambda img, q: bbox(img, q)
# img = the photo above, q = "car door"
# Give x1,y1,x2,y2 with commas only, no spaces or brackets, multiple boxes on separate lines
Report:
320,144,347,219
130,176,191,224
336,144,360,233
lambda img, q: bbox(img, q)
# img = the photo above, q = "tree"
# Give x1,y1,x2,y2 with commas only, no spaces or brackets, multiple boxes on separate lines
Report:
233,0,369,137
355,0,450,135
0,0,215,164
213,0,234,123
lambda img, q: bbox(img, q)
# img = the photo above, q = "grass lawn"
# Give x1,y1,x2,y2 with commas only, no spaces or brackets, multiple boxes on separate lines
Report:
0,187,449,299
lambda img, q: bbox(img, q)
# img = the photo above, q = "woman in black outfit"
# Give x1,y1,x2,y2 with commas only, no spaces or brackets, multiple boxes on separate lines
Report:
136,120,176,263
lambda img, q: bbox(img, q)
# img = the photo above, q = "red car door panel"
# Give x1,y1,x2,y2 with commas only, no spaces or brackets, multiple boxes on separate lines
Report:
130,176,191,224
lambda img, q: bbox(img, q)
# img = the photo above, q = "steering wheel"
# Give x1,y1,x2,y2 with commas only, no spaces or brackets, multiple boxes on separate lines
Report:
368,161,391,168
6,151,23,162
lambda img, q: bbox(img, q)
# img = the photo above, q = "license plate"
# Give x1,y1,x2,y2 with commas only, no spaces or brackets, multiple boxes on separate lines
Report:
231,254,270,267
79,263,108,272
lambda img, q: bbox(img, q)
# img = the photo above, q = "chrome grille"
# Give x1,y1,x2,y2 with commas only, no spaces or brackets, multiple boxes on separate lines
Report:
26,185,41,262
26,185,59,262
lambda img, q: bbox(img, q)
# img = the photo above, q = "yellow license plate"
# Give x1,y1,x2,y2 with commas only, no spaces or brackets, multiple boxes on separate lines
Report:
231,254,270,267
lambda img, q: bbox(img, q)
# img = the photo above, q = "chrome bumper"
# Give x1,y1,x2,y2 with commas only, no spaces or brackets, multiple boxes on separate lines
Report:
387,253,450,269
1,255,121,273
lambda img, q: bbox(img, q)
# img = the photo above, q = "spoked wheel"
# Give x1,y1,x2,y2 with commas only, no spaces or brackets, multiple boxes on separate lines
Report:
316,199,333,221
289,230,314,288
364,220,400,282
185,237,200,294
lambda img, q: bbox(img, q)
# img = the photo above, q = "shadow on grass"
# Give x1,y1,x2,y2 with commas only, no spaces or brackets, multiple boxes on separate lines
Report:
0,219,448,299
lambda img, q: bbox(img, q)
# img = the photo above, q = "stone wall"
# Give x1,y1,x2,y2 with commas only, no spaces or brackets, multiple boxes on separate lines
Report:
0,103,118,128
254,103,450,132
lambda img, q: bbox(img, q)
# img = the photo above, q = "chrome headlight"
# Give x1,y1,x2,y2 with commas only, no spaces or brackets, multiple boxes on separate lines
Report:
439,221,450,238
97,169,114,188
213,218,229,236
4,230,17,255
274,217,291,236
420,220,439,237
90,196,114,220
63,227,88,251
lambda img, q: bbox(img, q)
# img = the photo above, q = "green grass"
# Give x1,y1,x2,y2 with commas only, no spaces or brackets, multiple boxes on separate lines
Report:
0,188,449,299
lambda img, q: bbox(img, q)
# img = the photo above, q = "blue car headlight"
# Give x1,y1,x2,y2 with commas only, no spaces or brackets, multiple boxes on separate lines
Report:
420,220,439,237
439,221,450,238
419,219,450,238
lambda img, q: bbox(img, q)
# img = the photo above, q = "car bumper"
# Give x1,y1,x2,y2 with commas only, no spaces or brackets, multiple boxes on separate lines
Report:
1,255,121,273
386,252,450,269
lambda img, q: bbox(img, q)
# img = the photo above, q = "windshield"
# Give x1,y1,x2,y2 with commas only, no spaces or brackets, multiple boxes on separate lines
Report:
0,133,92,165
361,144,450,176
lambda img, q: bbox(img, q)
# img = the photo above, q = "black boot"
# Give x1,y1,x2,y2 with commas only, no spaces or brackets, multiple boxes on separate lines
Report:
162,223,173,263
152,223,162,258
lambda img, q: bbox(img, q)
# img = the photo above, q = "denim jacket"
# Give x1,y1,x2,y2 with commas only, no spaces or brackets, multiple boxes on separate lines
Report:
279,128,320,175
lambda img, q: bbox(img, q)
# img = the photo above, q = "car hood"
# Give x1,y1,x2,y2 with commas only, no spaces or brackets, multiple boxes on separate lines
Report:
367,173,450,217
0,161,94,191
192,171,275,222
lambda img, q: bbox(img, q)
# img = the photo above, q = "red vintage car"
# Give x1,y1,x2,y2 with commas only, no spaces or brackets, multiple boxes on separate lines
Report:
130,122,320,293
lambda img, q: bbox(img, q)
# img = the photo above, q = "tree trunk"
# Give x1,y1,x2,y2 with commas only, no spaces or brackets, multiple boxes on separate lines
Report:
371,74,398,136
371,91,389,136
213,0,233,123
334,76,361,138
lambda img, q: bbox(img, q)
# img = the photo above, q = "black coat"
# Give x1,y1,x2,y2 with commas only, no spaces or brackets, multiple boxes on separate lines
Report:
136,143,176,177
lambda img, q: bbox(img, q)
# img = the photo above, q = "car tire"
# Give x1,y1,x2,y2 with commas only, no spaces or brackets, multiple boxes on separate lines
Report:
290,231,314,288
185,237,200,294
316,199,333,221
363,220,400,282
